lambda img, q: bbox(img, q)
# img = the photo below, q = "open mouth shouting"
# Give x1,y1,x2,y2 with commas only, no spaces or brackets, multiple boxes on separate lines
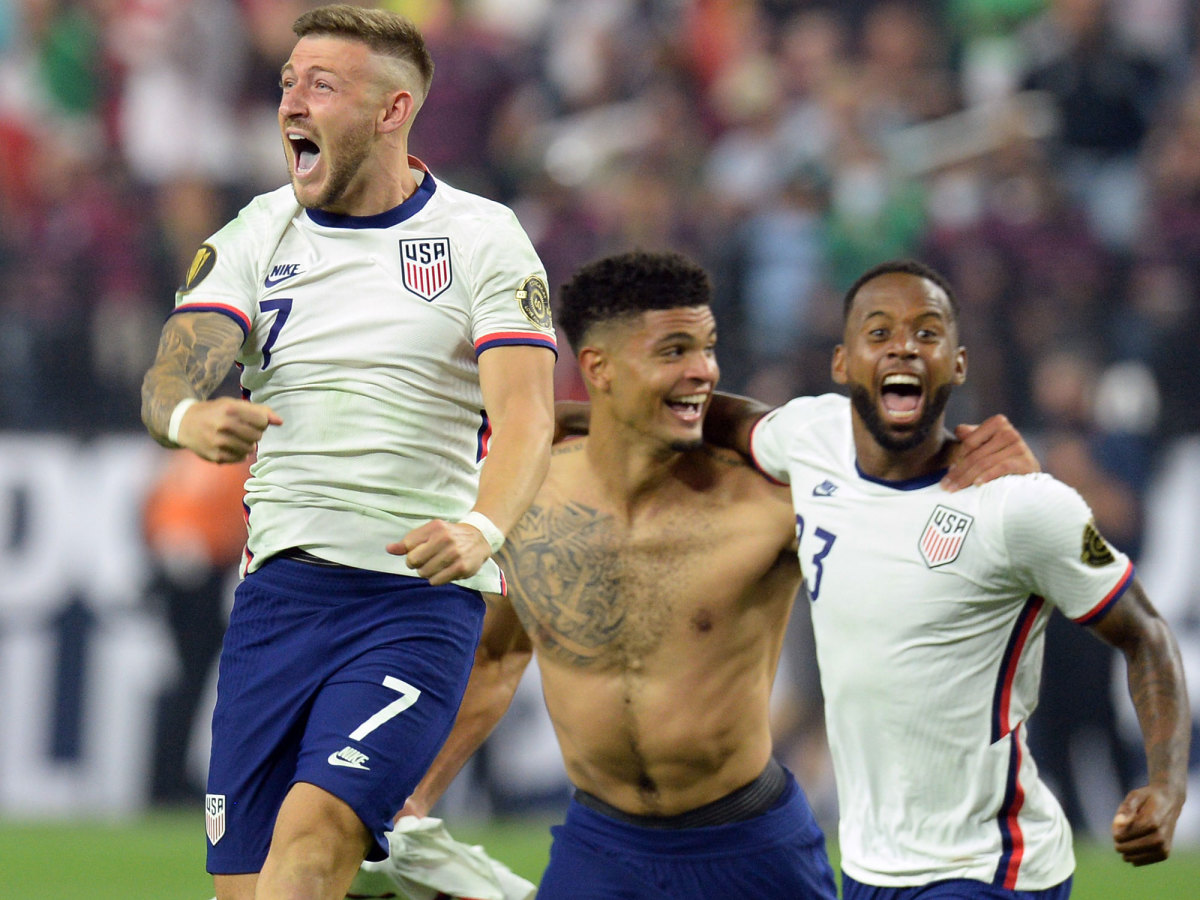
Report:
879,373,923,425
287,131,321,179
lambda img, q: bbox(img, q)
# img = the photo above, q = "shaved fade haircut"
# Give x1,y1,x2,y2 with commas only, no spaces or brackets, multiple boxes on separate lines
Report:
559,250,713,351
843,258,959,321
293,4,434,99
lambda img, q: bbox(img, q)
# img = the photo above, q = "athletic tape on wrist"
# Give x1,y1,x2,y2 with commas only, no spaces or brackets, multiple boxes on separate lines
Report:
167,398,198,446
460,511,505,554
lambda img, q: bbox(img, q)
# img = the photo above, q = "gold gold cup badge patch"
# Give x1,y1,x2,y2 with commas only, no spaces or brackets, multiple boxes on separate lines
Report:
517,275,552,330
180,244,217,293
1081,520,1116,567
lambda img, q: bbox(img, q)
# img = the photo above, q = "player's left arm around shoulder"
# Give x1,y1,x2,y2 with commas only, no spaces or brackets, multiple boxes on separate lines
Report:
1088,579,1191,865
942,414,1040,491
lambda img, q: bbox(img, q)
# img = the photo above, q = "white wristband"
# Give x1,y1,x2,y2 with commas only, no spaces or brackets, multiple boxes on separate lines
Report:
460,511,505,554
167,398,198,446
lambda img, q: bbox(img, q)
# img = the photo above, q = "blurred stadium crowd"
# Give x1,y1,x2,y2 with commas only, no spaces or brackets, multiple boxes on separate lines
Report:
2,0,1199,839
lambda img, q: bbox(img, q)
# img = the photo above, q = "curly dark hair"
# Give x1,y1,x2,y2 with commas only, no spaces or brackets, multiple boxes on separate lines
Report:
558,250,712,351
842,258,958,321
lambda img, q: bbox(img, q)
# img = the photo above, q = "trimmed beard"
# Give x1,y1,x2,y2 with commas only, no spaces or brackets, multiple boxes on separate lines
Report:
293,118,375,211
849,382,953,453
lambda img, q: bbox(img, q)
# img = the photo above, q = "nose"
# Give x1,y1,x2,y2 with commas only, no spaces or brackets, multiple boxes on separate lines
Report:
887,331,918,358
687,350,719,382
279,85,306,119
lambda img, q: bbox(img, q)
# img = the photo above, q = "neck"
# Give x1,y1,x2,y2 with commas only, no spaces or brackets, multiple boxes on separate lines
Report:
851,415,955,482
584,418,696,513
329,152,418,217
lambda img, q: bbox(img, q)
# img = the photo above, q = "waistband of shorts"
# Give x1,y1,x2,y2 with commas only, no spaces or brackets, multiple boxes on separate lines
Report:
275,547,343,567
562,766,823,855
248,552,481,603
573,758,788,830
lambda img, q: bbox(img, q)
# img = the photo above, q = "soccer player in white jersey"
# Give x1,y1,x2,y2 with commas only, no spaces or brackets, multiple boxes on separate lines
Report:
139,6,556,900
709,259,1190,899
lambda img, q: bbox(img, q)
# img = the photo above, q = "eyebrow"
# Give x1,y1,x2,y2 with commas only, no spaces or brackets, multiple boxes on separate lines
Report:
280,63,340,79
862,308,947,323
654,328,716,345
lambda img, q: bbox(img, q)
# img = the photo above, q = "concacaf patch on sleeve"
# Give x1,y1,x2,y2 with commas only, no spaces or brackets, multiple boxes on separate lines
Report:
517,275,552,330
180,244,217,293
919,504,974,568
1081,520,1116,567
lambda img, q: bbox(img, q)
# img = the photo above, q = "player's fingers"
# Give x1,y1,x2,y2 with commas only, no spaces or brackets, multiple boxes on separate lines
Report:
942,455,1004,492
958,414,1011,449
1117,838,1170,866
1112,791,1149,836
414,546,462,584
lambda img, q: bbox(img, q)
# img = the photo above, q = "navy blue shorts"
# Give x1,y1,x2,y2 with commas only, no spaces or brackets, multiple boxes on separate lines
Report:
536,770,837,899
842,873,1073,900
205,557,485,874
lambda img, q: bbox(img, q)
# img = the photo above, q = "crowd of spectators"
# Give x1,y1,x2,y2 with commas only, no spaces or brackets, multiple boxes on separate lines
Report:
1,0,1196,446
3,0,1199,833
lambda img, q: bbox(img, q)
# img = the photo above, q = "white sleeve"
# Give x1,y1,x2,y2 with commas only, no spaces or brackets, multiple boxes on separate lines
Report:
1001,474,1134,624
172,194,278,335
467,206,557,355
748,402,800,485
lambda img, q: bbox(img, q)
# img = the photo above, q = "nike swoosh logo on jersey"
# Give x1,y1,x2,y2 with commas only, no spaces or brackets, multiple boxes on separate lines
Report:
264,264,304,288
328,746,371,770
812,480,839,497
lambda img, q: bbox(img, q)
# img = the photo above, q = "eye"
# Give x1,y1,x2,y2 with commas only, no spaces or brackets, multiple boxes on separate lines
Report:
315,80,333,92
867,327,889,340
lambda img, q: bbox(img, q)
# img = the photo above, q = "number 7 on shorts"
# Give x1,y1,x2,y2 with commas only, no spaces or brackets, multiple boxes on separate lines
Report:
349,676,421,740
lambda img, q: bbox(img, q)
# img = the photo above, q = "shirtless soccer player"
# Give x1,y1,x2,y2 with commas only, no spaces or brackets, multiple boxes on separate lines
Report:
383,251,1037,900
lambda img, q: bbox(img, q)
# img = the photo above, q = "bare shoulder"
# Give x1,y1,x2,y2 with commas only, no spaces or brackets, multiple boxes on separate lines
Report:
696,444,793,505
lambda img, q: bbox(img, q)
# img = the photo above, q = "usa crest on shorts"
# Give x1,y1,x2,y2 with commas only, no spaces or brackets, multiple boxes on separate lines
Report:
399,237,453,301
919,504,974,567
206,793,226,845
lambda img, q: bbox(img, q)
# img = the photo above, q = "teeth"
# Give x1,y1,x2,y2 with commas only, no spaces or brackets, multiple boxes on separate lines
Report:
882,374,920,387
671,394,708,404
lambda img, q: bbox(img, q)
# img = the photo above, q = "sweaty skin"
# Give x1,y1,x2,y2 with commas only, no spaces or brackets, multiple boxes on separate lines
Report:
500,438,799,815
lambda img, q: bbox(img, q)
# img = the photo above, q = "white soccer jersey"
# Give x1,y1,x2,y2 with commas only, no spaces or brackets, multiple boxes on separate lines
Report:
172,159,557,592
750,394,1134,891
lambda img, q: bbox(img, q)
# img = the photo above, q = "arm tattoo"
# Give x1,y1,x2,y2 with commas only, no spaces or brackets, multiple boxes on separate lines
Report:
141,312,244,442
498,499,629,667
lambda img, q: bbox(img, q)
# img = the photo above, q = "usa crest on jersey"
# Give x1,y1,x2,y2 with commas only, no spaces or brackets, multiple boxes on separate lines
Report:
919,504,974,567
399,237,452,301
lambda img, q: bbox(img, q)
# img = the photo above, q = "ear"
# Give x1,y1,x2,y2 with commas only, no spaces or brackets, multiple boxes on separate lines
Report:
953,346,967,385
831,344,848,385
379,90,415,134
577,345,611,393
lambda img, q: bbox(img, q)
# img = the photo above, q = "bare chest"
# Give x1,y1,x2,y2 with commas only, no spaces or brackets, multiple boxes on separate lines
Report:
501,496,779,668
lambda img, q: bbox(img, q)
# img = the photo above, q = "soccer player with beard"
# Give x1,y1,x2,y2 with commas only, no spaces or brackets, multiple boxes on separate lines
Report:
139,6,556,899
364,251,1044,900
713,259,1191,899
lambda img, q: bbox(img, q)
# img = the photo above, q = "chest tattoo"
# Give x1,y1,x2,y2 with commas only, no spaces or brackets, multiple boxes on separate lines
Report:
499,499,671,666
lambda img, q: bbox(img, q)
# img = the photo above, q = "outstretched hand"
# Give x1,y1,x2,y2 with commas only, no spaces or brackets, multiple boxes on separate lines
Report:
388,520,493,586
1111,784,1183,866
177,397,281,463
941,414,1039,491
